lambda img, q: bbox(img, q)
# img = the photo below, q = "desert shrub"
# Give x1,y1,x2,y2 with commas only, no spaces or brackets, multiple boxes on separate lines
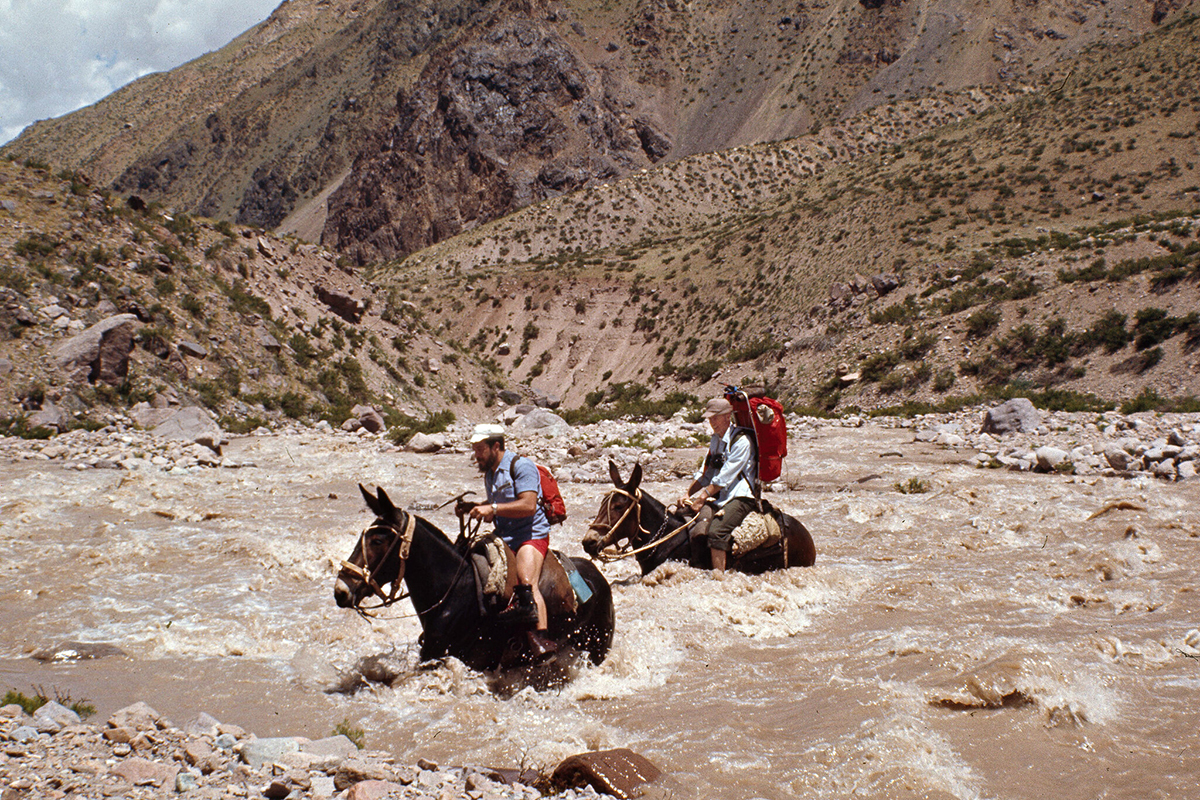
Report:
898,331,936,361
879,370,905,394
333,718,365,750
860,351,900,382
870,296,921,325
1057,258,1107,283
279,391,309,418
894,477,930,494
289,333,317,367
180,294,204,317
1074,310,1130,354
1133,308,1178,350
965,308,1001,339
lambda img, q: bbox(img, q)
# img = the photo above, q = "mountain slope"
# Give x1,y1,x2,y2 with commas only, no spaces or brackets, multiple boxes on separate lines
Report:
2,0,1176,261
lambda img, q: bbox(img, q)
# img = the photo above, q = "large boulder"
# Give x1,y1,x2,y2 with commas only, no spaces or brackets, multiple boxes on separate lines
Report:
128,402,177,429
54,313,140,385
980,398,1043,435
351,404,385,433
27,402,67,433
151,407,225,454
314,285,365,323
552,748,662,799
407,432,446,453
512,408,573,438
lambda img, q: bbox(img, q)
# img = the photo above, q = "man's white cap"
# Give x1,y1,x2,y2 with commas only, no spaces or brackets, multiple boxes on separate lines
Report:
470,423,506,443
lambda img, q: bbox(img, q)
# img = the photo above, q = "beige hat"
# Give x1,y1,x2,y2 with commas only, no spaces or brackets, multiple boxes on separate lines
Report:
701,397,733,419
469,423,506,443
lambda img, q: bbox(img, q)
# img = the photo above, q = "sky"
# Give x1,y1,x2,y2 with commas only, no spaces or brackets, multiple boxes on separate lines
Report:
0,0,282,145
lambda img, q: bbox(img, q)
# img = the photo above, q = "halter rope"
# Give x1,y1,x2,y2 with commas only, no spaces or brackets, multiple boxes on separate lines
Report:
589,488,697,563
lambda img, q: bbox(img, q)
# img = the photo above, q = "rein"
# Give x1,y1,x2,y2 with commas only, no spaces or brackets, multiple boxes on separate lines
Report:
589,488,696,563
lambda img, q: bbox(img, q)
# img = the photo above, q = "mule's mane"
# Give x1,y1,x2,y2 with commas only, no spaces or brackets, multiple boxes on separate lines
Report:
375,509,464,557
635,487,687,530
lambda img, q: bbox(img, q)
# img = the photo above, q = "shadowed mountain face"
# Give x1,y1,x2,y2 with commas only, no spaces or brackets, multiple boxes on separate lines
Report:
1,0,1175,260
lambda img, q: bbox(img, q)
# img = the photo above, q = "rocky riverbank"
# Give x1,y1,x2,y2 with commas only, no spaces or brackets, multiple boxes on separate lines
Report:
1,699,610,799
4,398,1199,487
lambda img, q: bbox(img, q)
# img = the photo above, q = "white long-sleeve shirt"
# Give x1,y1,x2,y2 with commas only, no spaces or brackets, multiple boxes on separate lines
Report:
693,425,757,507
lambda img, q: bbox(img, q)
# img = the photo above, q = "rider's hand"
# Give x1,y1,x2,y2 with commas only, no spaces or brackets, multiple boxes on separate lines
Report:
469,503,495,523
685,494,706,513
455,500,478,518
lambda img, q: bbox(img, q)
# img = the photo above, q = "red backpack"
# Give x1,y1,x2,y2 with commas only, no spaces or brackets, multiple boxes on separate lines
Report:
510,457,568,525
724,385,788,484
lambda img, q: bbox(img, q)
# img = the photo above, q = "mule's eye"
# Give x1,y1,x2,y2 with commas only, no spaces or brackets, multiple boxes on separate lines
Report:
367,533,390,548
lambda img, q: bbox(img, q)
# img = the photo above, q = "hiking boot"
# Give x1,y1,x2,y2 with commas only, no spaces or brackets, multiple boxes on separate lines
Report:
496,584,538,626
525,629,559,664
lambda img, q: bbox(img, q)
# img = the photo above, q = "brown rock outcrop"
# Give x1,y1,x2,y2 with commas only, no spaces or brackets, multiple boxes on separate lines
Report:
323,2,671,264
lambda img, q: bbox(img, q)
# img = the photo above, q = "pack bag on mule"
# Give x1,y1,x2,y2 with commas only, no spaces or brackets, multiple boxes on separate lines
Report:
723,385,787,486
509,456,568,525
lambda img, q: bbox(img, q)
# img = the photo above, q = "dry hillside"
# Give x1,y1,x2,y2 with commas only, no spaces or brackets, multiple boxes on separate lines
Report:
1,3,1198,435
372,9,1200,412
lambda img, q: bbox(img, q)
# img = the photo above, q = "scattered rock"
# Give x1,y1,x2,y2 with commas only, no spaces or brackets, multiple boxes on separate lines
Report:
178,341,208,359
110,757,179,787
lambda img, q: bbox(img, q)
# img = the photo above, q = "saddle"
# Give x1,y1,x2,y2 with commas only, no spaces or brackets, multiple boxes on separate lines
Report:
469,536,581,619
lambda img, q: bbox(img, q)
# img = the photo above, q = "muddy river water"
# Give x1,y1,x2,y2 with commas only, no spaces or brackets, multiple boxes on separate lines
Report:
2,423,1198,799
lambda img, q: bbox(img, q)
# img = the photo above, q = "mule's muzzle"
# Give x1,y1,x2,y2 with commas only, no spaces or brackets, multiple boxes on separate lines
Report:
333,576,362,609
581,528,606,558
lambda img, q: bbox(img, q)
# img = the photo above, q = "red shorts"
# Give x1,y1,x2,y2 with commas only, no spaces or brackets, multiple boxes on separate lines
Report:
515,538,549,556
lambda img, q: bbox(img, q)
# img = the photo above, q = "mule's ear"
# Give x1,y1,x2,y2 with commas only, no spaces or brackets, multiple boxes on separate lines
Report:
629,462,643,490
608,460,624,487
376,486,398,517
360,483,383,516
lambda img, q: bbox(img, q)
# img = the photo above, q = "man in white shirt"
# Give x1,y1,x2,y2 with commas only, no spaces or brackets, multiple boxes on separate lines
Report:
678,397,758,573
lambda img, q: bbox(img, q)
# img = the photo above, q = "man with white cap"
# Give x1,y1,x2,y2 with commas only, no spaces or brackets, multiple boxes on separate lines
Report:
678,396,757,573
467,422,556,661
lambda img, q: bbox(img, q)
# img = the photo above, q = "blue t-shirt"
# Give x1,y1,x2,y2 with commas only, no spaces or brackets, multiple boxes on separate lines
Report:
484,451,550,545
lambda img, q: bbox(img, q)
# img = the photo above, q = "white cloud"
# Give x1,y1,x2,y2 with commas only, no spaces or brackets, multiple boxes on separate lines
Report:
0,0,280,144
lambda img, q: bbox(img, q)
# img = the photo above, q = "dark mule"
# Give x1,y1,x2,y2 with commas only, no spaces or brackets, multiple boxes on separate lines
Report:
334,485,614,672
582,461,817,575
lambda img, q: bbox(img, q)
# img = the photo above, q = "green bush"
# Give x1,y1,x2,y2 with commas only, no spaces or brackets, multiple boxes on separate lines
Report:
332,718,365,749
965,308,1001,339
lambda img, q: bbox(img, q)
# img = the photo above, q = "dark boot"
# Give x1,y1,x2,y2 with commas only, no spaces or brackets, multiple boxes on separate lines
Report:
497,584,538,626
525,629,559,664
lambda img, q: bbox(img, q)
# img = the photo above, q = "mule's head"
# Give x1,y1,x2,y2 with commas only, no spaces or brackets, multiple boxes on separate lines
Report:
582,461,643,557
333,484,407,610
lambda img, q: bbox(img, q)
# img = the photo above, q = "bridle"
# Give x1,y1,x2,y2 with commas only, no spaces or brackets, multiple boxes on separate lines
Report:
587,488,696,563
338,512,416,617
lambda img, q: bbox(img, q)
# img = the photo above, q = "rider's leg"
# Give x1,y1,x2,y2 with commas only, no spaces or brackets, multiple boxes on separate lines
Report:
515,542,548,630
707,498,755,574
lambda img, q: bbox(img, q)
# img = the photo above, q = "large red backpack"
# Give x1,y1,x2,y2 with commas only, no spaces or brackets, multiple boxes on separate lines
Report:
724,385,788,484
510,456,568,525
